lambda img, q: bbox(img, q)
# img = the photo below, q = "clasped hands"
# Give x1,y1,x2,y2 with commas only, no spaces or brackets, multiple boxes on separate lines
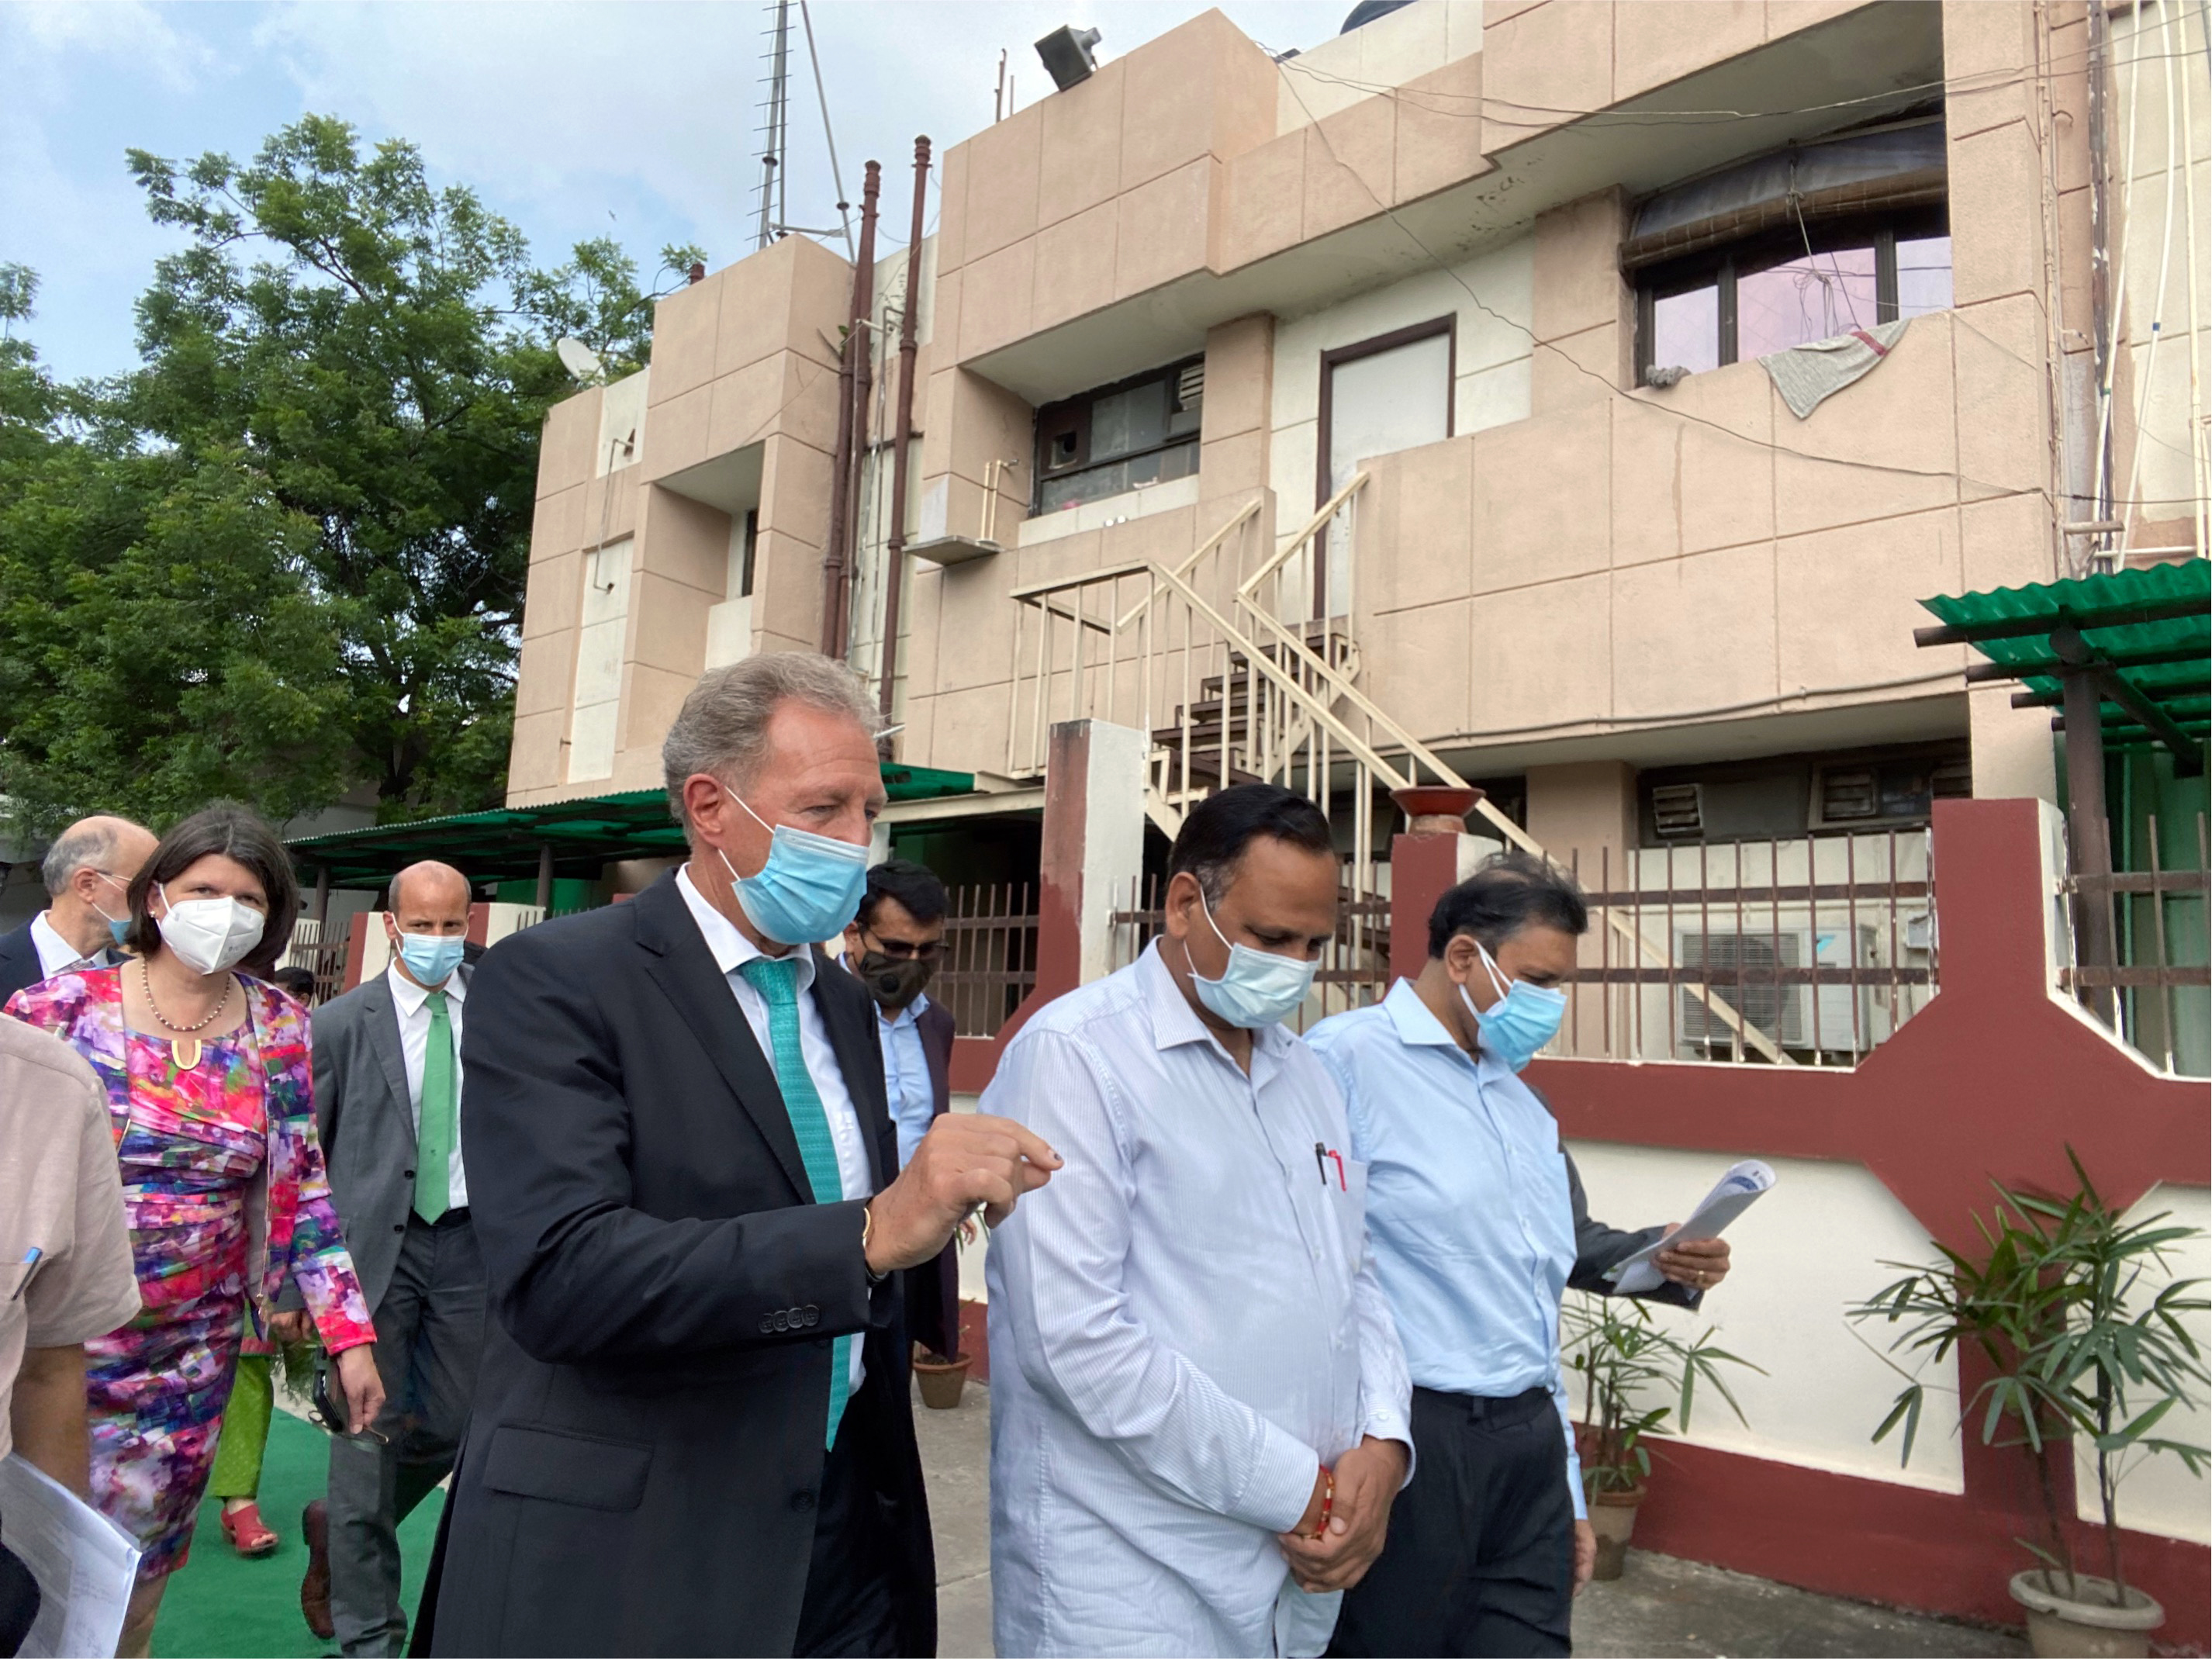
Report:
863,1111,1061,1274
1277,1435,1409,1594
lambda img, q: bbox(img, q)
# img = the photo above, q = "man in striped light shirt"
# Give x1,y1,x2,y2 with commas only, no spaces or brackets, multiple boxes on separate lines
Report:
984,784,1413,1657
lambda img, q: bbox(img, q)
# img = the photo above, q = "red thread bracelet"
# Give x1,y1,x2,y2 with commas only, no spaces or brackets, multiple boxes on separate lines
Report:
1312,1467,1336,1540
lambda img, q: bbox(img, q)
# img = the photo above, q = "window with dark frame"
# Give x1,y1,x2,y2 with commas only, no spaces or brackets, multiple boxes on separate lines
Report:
738,508,758,598
1637,206,1954,382
1032,357,1205,513
1315,315,1456,614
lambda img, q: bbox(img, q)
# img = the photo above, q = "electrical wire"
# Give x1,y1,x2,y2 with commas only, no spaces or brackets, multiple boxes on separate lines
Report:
797,0,855,261
1263,35,2209,126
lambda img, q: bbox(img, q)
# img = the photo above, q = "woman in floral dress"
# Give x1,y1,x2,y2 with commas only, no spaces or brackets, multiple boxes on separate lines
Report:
6,804,384,1656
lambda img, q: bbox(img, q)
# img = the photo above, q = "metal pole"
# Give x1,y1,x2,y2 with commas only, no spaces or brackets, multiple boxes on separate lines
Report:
2062,665,2118,1025
310,865,330,928
877,136,931,738
838,161,882,662
820,164,869,657
535,843,555,913
2086,0,2115,569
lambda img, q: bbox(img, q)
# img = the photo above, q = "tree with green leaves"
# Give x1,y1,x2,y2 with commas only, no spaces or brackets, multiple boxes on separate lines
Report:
119,113,699,821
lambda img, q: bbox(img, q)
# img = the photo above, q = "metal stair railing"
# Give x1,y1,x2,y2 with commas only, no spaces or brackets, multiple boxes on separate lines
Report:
1002,477,1789,1062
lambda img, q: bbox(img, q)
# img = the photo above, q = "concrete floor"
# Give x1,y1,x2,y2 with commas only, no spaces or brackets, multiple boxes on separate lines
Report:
911,1378,2028,1659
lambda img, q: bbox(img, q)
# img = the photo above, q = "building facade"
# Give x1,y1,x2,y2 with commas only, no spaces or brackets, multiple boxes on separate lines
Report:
501,0,2210,1632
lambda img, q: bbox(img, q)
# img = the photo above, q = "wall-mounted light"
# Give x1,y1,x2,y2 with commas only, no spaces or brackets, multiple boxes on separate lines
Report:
1035,25,1101,92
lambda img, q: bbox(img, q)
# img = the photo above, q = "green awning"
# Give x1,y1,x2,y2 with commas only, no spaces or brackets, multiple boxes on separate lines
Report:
289,763,976,887
1916,562,2209,768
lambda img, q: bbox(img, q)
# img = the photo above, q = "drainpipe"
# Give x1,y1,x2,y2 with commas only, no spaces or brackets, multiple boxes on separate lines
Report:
2086,0,2113,569
820,164,881,659
877,137,931,744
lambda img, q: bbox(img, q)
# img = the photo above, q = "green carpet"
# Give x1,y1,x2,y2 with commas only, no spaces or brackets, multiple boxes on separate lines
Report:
152,1410,444,1658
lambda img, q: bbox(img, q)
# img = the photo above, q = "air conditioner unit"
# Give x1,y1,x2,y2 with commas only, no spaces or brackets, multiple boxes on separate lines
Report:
1675,924,1878,1054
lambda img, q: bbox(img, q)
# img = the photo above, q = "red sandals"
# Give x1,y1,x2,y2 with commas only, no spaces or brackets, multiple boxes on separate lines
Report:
219,1500,281,1557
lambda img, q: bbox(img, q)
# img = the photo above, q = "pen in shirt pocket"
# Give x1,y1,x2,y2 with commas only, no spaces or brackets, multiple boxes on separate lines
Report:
9,1248,44,1301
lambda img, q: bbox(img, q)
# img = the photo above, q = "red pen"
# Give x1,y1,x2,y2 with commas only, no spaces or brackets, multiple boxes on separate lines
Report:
1325,1150,1346,1191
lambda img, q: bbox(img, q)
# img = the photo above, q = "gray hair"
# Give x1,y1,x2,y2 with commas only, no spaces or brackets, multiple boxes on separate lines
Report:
42,821,119,897
662,652,879,835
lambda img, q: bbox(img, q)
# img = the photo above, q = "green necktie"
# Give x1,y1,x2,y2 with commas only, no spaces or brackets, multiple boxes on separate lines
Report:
414,989,455,1225
735,956,852,1450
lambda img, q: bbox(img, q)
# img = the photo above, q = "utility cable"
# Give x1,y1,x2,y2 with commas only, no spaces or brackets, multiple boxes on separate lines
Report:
798,0,855,259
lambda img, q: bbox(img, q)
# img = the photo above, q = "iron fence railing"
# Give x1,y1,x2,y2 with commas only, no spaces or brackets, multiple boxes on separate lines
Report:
278,917,349,1006
936,883,1039,1039
1556,829,1937,1066
2062,811,2209,1076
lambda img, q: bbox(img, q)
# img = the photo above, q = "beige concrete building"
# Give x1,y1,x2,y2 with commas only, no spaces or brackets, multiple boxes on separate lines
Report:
512,0,2206,883
489,0,2212,1602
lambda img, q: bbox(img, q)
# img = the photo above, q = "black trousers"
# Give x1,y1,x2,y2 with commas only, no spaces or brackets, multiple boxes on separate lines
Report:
1330,1385,1575,1659
793,1370,903,1659
0,1533,37,1659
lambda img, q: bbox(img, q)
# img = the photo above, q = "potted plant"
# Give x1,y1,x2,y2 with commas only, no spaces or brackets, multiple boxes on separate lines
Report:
1560,1291,1760,1579
1849,1151,2207,1658
912,1345,972,1410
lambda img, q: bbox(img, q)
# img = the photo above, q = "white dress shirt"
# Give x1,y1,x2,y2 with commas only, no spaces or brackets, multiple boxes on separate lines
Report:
984,942,1413,1659
677,866,873,1399
31,912,109,980
385,961,470,1211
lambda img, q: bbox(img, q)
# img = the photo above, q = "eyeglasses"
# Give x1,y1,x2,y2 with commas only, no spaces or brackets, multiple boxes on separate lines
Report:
860,930,943,963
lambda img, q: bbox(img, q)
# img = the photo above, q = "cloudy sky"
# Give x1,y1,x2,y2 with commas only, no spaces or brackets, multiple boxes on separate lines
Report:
4,0,1352,384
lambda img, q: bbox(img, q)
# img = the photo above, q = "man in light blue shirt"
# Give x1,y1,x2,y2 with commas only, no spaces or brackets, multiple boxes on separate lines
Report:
985,785,1413,1657
1306,854,1730,1657
842,858,965,1360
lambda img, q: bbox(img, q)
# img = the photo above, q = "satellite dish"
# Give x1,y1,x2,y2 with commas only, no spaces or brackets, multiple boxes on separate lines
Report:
555,337,604,383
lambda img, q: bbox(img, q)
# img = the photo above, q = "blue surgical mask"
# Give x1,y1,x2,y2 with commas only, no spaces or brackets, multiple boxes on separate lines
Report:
717,799,871,946
93,873,130,946
1460,940,1567,1072
397,932,467,986
1188,896,1318,1030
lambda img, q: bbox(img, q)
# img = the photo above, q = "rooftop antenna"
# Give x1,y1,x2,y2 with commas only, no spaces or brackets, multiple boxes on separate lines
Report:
797,2,855,259
754,0,791,251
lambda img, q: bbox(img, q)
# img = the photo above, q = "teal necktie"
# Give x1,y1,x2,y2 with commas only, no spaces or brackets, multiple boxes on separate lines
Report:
735,956,852,1450
414,989,455,1224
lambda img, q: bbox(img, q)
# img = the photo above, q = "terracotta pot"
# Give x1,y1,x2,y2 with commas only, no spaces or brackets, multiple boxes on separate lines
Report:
914,1353,972,1411
1389,785,1486,836
2009,1571,2163,1658
1585,1484,1644,1581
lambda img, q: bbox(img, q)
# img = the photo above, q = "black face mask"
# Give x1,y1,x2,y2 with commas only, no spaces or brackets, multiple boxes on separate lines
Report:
857,950,934,1011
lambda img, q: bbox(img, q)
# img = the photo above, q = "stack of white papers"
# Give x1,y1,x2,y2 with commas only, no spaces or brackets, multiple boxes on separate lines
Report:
1606,1160,1775,1295
0,1453,142,1658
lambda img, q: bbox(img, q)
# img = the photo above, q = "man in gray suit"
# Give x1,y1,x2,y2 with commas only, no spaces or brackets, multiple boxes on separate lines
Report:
285,860,484,1656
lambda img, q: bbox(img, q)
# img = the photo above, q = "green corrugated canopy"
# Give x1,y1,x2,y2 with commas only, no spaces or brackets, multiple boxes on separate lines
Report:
289,764,976,887
1917,560,2209,761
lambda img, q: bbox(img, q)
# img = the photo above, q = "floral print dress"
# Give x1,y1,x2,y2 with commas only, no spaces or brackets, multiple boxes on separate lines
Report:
5,968,373,1580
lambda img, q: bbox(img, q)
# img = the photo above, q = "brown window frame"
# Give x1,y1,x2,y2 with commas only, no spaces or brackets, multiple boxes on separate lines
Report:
1031,356,1204,515
1314,316,1457,614
1634,204,1951,382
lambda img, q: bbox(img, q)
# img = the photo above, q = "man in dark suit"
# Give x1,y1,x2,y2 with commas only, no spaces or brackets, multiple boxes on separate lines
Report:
0,816,157,1003
841,859,965,1361
279,860,486,1655
428,652,1059,1658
